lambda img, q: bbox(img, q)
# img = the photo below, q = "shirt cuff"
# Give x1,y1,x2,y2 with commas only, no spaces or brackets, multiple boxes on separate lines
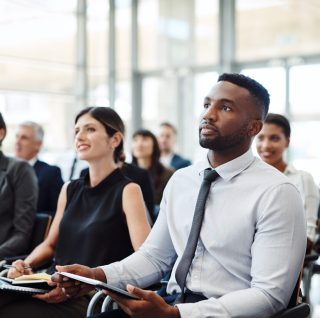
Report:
99,264,121,287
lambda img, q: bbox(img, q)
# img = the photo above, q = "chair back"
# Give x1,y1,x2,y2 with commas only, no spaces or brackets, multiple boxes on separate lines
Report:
287,272,302,309
30,213,52,250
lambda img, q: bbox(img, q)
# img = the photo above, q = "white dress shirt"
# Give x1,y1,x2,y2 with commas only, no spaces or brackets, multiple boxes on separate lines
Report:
101,149,306,318
284,164,319,242
160,153,174,168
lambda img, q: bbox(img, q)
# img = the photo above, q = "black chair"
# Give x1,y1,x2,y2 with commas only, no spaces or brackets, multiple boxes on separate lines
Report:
0,213,52,273
270,272,310,318
29,213,52,251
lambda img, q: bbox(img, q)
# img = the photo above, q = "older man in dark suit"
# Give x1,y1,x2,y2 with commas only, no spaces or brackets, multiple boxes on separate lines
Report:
15,121,63,217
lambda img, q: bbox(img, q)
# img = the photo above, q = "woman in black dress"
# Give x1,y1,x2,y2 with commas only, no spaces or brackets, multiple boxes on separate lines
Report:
0,107,151,318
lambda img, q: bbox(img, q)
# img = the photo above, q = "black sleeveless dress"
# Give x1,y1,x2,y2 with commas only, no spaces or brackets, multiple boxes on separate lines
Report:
47,168,134,274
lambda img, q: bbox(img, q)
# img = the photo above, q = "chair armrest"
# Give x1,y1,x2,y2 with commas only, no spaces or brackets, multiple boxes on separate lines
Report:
86,291,107,316
304,253,319,263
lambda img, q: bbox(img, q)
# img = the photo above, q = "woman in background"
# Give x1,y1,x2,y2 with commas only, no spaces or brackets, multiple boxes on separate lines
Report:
132,129,173,217
256,113,319,253
0,107,151,318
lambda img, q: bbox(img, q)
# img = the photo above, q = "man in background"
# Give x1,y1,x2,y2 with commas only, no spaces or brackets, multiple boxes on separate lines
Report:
158,122,191,170
15,121,63,217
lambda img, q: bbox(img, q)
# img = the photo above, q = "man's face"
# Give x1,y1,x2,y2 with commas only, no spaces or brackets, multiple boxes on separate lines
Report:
158,126,176,154
199,81,260,151
15,126,42,160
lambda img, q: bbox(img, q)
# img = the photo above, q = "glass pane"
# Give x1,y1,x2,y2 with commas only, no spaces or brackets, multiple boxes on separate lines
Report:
0,1,76,64
0,60,75,94
194,0,219,66
115,80,132,156
141,76,178,127
116,0,131,76
241,67,286,114
87,0,109,103
290,121,320,185
290,64,320,116
138,0,202,71
236,0,320,62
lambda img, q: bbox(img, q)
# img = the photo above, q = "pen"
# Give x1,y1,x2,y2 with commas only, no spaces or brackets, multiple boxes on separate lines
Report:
2,264,32,270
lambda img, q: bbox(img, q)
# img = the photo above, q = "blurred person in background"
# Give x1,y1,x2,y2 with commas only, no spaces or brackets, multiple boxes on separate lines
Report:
0,113,38,260
256,113,319,253
158,122,191,170
0,107,151,318
132,129,173,218
15,121,63,217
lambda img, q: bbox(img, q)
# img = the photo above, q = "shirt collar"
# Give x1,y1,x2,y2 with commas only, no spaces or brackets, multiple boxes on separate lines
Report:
284,164,297,175
196,148,255,181
28,156,38,166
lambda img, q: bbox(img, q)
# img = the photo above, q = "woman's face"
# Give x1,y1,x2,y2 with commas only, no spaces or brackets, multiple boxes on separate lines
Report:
74,113,117,162
132,135,154,160
256,123,289,166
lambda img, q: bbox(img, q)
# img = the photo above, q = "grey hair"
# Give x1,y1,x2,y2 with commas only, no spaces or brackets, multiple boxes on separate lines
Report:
19,121,44,142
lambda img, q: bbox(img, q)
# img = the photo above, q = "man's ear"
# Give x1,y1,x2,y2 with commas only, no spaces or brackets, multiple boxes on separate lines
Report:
248,120,263,137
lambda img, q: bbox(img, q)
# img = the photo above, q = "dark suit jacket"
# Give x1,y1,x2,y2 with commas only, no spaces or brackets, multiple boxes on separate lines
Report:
171,154,191,170
0,151,38,259
34,160,63,216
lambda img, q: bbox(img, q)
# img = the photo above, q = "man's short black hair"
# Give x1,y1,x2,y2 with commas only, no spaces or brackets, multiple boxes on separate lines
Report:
265,113,291,138
218,73,270,119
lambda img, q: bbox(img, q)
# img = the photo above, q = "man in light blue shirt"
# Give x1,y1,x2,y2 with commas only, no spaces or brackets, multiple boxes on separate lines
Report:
55,73,306,318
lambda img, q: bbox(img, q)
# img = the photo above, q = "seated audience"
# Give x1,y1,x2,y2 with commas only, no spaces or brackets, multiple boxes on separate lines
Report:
0,107,151,318
132,129,174,207
55,73,306,318
158,122,191,170
256,113,319,253
0,112,38,260
15,121,64,216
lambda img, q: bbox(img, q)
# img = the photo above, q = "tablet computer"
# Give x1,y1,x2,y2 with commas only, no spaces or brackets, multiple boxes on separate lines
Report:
58,272,140,300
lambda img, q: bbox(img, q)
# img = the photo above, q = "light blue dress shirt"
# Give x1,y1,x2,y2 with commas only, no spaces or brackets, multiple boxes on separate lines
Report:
101,149,307,318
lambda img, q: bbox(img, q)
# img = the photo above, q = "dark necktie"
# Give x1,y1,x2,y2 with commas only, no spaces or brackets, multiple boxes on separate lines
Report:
175,168,219,303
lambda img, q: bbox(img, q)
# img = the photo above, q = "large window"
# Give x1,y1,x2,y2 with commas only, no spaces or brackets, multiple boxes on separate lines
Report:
0,1,77,180
236,0,320,62
241,67,286,114
138,0,219,71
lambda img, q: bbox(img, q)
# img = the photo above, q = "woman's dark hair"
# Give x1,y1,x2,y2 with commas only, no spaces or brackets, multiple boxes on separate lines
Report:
0,112,7,146
132,129,164,188
75,107,125,163
265,113,291,138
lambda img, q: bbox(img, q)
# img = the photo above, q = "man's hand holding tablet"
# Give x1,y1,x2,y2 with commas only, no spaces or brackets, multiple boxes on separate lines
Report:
57,271,140,300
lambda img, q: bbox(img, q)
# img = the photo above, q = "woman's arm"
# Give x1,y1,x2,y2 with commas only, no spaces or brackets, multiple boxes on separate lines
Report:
8,182,69,278
26,182,69,266
122,183,151,251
